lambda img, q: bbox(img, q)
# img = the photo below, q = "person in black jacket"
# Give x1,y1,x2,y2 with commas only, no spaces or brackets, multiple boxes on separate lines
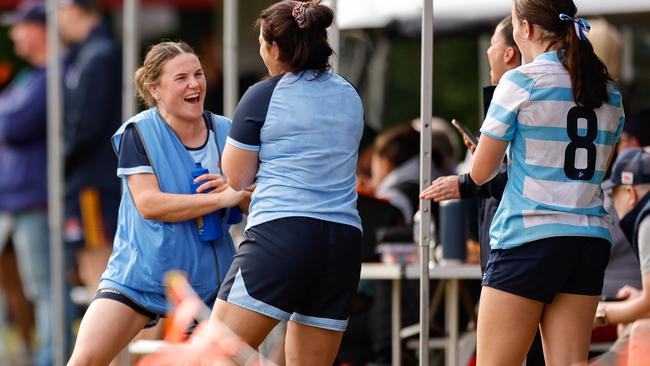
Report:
58,0,121,292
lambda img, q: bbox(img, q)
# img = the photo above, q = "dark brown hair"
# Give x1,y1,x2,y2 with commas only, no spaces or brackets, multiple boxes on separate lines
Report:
256,0,334,73
497,16,518,51
134,41,196,107
514,0,610,109
374,125,453,170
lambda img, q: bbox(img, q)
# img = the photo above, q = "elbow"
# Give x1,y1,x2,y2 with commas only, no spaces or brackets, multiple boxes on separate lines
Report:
138,205,160,221
227,177,249,192
133,194,162,221
470,170,487,187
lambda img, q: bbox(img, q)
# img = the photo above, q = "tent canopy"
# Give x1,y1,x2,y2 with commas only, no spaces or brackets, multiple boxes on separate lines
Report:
331,0,650,29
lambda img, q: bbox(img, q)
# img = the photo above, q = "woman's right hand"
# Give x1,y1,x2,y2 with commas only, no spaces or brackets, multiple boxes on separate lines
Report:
194,173,229,194
218,187,249,208
463,136,477,153
420,175,460,202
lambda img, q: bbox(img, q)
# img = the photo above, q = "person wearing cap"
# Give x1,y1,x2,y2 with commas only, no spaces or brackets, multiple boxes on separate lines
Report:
0,1,52,365
591,147,650,364
617,108,650,154
57,0,122,305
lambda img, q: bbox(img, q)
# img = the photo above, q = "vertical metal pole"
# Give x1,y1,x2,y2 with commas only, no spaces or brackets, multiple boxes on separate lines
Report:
46,0,65,364
223,0,238,118
445,280,460,366
329,0,339,72
419,0,434,365
123,0,140,121
392,280,402,366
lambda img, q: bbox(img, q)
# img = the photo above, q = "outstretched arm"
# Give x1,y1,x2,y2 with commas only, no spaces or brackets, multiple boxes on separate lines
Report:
127,173,248,222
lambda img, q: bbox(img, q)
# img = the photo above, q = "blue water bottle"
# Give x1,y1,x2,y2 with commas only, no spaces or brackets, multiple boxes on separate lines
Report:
190,163,222,242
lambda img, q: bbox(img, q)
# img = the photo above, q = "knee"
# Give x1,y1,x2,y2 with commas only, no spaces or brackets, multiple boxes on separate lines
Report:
67,348,106,366
67,352,91,366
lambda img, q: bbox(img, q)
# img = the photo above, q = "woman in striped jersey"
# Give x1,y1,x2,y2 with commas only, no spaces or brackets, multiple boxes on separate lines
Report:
470,0,624,364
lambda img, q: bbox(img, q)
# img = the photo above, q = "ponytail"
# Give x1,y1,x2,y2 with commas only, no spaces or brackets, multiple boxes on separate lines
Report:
561,20,610,109
514,0,612,109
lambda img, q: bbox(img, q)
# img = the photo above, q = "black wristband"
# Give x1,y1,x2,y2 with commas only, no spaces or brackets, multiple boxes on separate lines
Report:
458,173,480,198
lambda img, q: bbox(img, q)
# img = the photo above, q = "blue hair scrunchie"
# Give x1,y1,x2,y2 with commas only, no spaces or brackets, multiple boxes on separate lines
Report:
559,13,591,43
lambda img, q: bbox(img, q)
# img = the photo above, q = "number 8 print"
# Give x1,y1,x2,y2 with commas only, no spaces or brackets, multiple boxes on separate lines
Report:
564,106,597,181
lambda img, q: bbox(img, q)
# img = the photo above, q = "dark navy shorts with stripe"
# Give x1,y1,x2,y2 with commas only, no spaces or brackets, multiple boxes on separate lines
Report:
482,236,610,304
217,217,362,331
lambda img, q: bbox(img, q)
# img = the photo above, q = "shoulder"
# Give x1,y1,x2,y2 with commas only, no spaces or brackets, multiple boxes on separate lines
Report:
209,113,232,126
207,112,232,135
240,75,283,103
77,36,120,66
124,108,158,126
499,67,538,93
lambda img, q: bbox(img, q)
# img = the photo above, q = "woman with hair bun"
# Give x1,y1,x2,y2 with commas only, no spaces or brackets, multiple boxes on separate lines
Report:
470,0,625,365
206,1,364,364
68,41,248,365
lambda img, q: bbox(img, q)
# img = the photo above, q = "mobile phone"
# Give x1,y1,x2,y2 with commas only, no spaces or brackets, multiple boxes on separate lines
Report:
451,119,479,148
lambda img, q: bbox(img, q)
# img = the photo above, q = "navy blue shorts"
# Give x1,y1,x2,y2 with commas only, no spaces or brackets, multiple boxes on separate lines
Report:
482,236,610,304
217,217,362,331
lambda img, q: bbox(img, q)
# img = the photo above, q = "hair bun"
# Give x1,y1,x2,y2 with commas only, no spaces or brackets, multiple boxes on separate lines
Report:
301,1,334,31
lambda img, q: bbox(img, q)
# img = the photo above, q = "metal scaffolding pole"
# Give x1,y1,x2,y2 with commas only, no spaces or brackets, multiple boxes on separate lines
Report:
329,0,339,72
223,0,238,118
123,0,140,121
45,0,65,364
418,0,434,365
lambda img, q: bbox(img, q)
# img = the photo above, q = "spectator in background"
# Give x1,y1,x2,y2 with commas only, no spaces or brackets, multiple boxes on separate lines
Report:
592,148,650,365
617,108,650,154
0,1,51,365
57,0,121,294
372,122,455,224
601,108,650,299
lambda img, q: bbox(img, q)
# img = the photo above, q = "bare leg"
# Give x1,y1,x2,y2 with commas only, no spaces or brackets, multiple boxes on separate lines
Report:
476,286,544,366
285,321,343,366
67,299,151,366
207,299,279,348
0,246,34,350
539,293,598,366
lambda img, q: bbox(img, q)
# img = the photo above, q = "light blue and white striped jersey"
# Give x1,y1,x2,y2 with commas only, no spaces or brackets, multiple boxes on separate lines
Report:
480,50,625,249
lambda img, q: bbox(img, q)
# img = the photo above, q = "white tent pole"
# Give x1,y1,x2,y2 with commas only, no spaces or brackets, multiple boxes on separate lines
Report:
46,0,65,364
419,0,434,365
223,0,238,118
123,0,140,121
329,0,339,72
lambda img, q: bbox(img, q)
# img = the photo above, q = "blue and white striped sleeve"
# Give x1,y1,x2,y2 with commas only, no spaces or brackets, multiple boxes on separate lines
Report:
227,76,281,152
480,69,533,141
117,125,153,178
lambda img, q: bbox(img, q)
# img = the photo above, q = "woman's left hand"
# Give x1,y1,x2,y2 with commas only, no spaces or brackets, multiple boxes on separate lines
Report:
193,174,229,194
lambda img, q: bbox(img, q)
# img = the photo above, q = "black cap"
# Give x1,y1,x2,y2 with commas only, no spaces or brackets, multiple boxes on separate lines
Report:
1,1,46,26
58,0,96,8
623,108,650,147
603,147,650,191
